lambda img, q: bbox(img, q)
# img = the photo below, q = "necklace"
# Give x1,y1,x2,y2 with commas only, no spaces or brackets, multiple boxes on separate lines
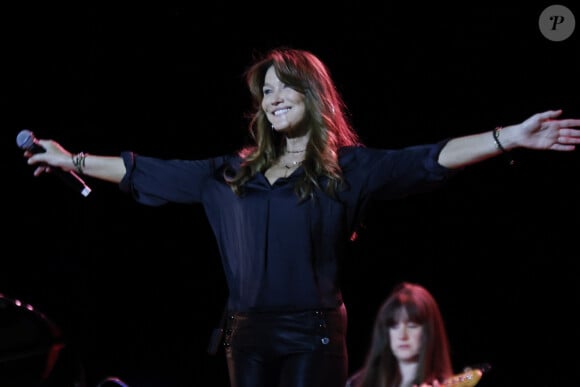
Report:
285,149,306,154
282,160,302,177
283,160,302,169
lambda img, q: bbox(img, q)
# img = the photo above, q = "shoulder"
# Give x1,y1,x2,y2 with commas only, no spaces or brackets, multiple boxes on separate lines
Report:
214,153,242,167
338,144,398,170
338,145,368,164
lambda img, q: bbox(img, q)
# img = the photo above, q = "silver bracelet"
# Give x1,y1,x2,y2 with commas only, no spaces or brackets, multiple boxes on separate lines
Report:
71,152,87,174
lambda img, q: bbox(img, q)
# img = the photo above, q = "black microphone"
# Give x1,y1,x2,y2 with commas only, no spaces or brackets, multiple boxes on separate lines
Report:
16,129,92,197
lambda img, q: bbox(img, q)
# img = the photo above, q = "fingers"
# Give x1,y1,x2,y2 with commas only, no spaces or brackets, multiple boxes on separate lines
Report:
558,128,580,139
540,109,563,120
557,119,580,128
27,153,43,166
33,165,51,177
36,139,52,150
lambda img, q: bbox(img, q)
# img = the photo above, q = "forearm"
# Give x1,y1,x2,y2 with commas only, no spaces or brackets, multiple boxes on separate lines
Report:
28,139,127,183
71,153,126,183
438,125,517,169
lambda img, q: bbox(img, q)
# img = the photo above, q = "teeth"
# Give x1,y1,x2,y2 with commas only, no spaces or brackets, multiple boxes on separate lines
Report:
274,108,289,116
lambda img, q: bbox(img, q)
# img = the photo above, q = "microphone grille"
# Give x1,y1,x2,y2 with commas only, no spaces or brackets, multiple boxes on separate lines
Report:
16,129,34,150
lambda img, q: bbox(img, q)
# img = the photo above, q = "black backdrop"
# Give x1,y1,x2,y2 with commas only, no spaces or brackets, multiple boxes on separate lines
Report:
4,2,580,386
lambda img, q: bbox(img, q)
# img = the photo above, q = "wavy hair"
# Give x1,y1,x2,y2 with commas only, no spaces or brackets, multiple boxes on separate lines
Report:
225,47,361,200
355,282,453,387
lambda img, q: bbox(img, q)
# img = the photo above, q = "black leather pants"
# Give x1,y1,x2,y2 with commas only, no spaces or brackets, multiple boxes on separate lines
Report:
224,303,348,387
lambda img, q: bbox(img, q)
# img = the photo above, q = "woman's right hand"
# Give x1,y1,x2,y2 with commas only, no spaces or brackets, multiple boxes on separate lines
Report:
25,139,74,176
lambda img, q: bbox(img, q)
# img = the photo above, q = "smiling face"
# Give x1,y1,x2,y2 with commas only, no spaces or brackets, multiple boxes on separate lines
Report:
389,307,424,364
262,66,307,135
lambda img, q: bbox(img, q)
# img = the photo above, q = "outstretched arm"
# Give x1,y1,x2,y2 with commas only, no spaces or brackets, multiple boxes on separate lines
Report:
25,139,126,184
438,109,580,169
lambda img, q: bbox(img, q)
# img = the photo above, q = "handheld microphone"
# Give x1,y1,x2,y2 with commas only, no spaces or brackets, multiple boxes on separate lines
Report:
16,129,92,197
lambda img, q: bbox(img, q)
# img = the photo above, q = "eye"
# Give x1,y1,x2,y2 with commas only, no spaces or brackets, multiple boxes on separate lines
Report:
388,322,402,330
263,88,272,95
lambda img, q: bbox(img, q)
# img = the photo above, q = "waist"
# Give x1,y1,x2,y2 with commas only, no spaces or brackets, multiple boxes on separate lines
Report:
229,302,346,320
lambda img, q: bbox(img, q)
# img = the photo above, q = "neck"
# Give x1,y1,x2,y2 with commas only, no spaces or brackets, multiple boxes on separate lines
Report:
284,132,310,154
398,361,419,387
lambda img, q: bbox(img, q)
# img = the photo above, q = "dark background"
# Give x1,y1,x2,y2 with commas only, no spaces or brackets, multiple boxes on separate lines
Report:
3,2,580,386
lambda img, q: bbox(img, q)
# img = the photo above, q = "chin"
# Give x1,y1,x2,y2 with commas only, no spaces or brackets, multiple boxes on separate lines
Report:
272,122,289,130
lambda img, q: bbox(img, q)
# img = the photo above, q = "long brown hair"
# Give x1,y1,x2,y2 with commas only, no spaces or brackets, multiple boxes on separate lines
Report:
355,282,453,387
225,47,361,200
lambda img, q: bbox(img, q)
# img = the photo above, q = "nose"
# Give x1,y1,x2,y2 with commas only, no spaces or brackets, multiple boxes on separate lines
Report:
271,96,283,106
398,326,409,339
268,90,284,105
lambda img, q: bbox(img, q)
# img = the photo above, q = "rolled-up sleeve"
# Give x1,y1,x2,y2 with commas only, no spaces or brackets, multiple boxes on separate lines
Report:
341,140,458,201
119,151,228,206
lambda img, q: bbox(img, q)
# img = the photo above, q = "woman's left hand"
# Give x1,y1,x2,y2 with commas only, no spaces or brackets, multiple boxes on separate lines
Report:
515,109,580,151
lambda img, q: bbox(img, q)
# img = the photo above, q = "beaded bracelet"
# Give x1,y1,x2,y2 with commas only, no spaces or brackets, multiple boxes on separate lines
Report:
71,152,87,174
492,127,515,166
492,127,507,153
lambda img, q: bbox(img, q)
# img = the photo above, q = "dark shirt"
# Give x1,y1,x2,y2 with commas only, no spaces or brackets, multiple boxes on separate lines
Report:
119,142,453,312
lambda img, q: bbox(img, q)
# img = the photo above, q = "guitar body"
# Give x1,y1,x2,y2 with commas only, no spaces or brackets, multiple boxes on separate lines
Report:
346,365,487,387
442,368,483,387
